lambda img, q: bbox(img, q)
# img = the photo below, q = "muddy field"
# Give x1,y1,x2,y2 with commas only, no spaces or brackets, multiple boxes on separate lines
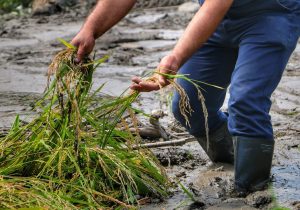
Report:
0,2,299,210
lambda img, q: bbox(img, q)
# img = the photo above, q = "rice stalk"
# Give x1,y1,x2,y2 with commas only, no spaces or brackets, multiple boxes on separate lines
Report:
149,71,223,150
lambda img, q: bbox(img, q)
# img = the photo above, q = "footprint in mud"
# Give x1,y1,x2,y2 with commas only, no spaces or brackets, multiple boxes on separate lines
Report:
190,164,234,205
154,147,203,167
188,164,274,209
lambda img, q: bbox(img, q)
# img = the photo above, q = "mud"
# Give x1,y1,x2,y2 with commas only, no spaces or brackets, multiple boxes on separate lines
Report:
0,1,299,209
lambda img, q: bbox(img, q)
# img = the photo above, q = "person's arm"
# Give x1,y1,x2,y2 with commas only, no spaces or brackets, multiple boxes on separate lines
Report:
131,0,234,92
71,0,136,62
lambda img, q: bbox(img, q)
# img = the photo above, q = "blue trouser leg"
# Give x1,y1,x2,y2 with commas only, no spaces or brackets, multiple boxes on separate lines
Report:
172,39,237,137
175,0,299,191
228,14,299,139
172,29,237,163
227,8,299,192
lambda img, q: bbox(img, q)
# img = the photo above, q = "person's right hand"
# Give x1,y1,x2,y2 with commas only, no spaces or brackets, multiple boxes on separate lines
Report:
71,29,96,63
130,54,180,92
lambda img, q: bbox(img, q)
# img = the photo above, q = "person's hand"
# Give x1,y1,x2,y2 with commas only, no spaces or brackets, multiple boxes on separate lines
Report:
130,54,180,92
71,29,96,63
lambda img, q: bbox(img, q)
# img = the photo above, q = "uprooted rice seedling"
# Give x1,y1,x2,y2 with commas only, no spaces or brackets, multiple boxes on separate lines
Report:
0,40,219,209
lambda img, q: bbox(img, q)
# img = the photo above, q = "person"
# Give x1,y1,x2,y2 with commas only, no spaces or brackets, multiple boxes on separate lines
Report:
71,0,300,195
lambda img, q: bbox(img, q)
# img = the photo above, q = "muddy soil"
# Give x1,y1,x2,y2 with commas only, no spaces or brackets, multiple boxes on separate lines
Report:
0,2,299,210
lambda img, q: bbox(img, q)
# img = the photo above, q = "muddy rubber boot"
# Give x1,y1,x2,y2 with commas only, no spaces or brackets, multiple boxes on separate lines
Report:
234,136,274,195
196,122,234,164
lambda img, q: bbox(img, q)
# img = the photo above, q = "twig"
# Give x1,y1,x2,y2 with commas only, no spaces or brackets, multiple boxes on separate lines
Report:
289,128,300,133
133,137,196,149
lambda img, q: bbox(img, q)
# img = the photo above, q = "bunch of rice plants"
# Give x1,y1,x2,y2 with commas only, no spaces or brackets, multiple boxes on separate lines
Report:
0,40,169,209
0,38,222,208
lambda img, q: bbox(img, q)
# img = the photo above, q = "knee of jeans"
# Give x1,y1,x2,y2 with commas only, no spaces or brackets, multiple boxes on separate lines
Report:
229,87,265,117
228,86,273,138
232,79,272,105
172,95,207,137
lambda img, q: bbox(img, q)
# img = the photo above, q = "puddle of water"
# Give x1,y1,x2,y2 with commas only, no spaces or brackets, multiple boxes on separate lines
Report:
273,165,300,207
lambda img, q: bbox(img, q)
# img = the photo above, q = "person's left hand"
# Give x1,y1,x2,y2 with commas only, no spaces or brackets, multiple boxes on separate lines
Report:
130,54,180,92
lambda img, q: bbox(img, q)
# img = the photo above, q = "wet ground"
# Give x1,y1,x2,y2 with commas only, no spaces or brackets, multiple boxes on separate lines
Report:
0,2,299,210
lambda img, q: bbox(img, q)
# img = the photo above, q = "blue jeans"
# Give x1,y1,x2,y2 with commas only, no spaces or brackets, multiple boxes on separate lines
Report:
172,0,300,140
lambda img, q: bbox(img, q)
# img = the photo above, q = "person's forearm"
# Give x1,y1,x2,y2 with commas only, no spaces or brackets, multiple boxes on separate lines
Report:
172,0,233,66
82,0,136,38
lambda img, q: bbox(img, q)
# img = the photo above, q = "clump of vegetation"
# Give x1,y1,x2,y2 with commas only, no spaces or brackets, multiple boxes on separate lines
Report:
0,38,217,208
0,40,170,209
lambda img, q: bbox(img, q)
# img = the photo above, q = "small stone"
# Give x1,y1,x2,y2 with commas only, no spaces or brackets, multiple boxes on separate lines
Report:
175,171,186,178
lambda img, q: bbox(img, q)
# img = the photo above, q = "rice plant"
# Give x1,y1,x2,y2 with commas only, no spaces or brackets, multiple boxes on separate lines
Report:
0,40,169,209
